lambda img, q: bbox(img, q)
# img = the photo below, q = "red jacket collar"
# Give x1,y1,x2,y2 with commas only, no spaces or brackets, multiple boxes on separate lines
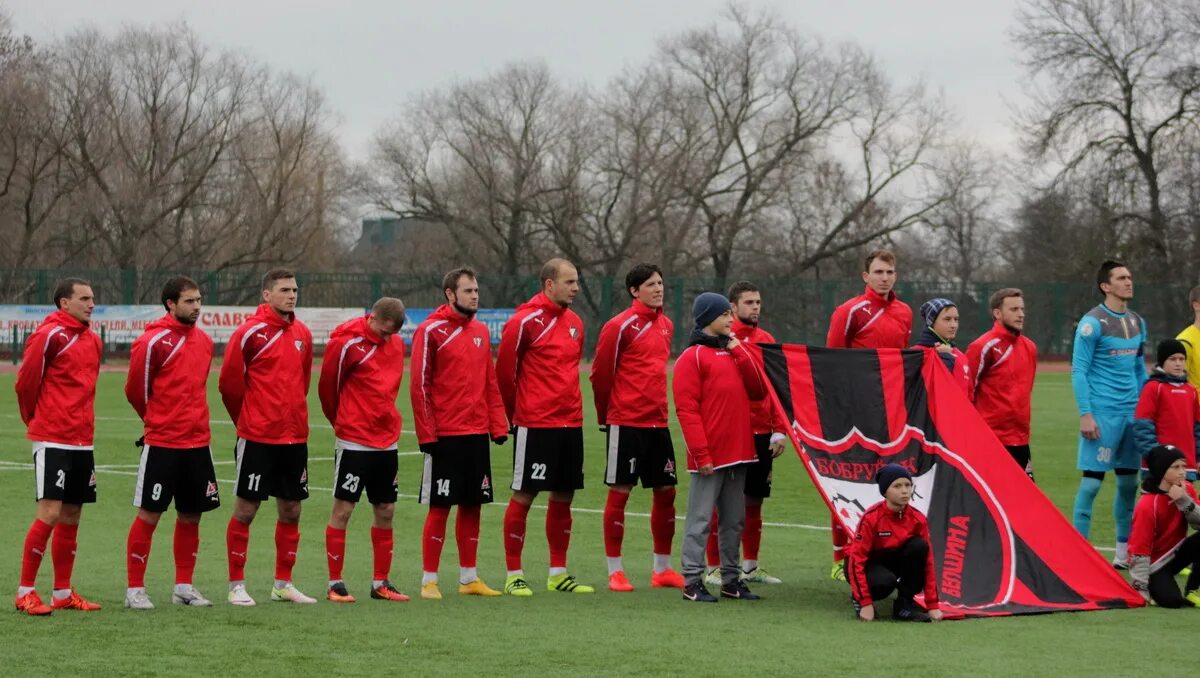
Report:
629,298,662,320
992,320,1022,339
147,313,196,335
864,286,896,305
43,309,89,332
521,292,568,318
430,303,473,328
731,317,758,336
253,303,295,328
331,315,385,346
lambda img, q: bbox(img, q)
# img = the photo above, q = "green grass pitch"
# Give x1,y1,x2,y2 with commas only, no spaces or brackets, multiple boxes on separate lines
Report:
0,369,1179,676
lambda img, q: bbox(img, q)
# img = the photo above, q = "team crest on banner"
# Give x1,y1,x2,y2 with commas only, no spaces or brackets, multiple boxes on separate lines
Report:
753,344,1143,619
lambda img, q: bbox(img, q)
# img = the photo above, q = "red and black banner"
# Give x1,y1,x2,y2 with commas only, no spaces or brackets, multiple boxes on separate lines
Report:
756,344,1143,619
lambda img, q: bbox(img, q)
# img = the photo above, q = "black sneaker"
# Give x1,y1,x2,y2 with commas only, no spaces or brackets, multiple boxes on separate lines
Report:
682,583,718,603
720,580,761,600
892,599,931,622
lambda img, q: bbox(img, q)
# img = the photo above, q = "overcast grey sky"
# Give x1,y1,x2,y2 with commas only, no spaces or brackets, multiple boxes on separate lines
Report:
5,0,1027,161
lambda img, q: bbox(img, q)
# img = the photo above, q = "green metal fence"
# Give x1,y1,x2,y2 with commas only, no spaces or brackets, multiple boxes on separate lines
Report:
0,268,1192,358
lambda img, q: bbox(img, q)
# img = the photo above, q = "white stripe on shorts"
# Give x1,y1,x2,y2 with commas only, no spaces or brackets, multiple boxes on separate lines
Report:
34,447,45,500
420,453,433,505
605,425,621,484
133,444,150,507
234,438,246,488
512,426,528,491
332,446,343,497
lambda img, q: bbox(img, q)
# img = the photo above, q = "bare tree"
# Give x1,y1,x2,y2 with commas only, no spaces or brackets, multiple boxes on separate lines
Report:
925,142,1006,289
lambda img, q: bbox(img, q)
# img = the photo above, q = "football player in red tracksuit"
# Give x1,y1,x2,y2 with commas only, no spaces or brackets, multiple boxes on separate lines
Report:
966,288,1038,480
319,298,410,604
676,292,769,603
704,282,788,587
410,269,509,600
1132,340,1200,480
1129,445,1200,608
218,269,315,606
826,249,913,581
496,258,594,596
13,278,102,616
591,263,686,592
848,464,943,622
912,298,971,394
122,277,219,610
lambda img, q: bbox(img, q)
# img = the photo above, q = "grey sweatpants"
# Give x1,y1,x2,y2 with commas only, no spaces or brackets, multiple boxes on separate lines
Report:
681,465,747,588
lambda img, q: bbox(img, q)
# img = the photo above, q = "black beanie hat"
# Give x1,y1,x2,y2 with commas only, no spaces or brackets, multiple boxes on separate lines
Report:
1157,339,1187,368
875,463,913,496
692,292,730,330
1143,444,1186,493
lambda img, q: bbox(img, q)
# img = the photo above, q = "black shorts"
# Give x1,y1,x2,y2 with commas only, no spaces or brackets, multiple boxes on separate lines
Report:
33,446,96,504
333,446,398,505
234,439,309,501
419,434,494,506
134,445,221,513
512,426,584,493
1005,445,1034,480
603,425,677,488
744,434,774,499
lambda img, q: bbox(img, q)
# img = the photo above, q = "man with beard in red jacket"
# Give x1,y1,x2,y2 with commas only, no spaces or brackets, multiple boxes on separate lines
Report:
826,249,913,582
122,277,219,610
319,297,410,604
219,269,315,606
13,278,102,616
410,268,508,600
496,258,593,596
591,263,684,592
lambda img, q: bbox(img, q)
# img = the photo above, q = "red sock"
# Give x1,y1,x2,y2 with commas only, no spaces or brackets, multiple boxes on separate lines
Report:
456,505,481,569
51,523,78,590
125,517,157,588
226,517,250,581
650,488,676,556
326,525,347,582
743,503,763,561
546,499,572,569
705,509,720,567
19,519,53,588
832,513,847,561
422,506,450,573
603,490,629,558
370,526,393,582
173,520,199,586
503,499,531,571
275,521,300,582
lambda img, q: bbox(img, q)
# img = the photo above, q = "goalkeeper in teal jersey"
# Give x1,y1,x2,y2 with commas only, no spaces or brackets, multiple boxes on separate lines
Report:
1072,260,1148,568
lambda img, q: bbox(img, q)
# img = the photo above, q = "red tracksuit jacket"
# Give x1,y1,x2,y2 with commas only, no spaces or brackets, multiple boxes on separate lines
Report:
409,305,508,444
966,322,1037,446
672,338,767,471
731,318,788,435
1129,485,1200,570
319,315,405,450
827,287,913,349
496,292,584,429
590,299,673,428
125,314,214,448
219,304,313,445
847,501,940,610
15,310,102,446
1133,374,1200,470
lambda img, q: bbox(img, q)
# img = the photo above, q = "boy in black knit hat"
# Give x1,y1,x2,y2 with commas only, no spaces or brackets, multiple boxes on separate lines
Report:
1129,445,1200,607
1133,339,1200,480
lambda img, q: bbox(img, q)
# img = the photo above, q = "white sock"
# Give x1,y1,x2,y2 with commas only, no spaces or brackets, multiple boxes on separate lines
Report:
607,557,624,575
328,579,343,588
273,579,290,589
507,569,524,578
52,588,71,600
653,553,670,574
422,572,438,585
229,580,245,591
548,566,567,577
742,559,758,573
372,580,385,589
459,567,478,585
16,586,34,597
174,583,192,595
1116,542,1129,562
126,587,145,595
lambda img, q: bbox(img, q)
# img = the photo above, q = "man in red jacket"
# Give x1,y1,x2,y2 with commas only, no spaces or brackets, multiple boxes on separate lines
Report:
826,249,913,581
966,288,1038,480
410,268,508,600
496,258,593,596
218,269,315,606
13,278,103,616
319,297,410,604
122,277,219,610
591,263,685,592
675,292,768,602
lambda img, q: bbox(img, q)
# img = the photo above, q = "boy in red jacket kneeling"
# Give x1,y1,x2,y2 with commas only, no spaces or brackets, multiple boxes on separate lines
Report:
1129,445,1200,607
674,293,768,603
847,464,943,622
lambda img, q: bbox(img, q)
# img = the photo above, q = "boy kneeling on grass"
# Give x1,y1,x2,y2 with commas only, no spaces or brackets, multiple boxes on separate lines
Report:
848,464,943,622
1129,445,1200,608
